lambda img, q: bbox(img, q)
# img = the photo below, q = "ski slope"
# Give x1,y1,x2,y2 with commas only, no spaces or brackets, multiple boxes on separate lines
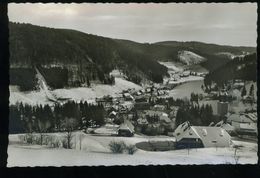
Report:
178,51,206,65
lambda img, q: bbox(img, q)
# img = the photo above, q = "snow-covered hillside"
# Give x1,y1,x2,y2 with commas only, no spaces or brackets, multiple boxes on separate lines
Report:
159,62,183,72
9,77,142,106
178,51,205,65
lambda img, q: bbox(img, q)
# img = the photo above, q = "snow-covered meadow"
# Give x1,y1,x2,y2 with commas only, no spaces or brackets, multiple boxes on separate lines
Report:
9,77,142,106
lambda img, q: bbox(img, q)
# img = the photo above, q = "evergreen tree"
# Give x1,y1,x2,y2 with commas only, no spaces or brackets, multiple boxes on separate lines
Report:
249,84,254,97
241,86,247,97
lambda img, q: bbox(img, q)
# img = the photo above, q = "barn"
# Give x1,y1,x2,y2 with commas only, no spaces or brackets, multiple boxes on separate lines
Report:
174,122,231,149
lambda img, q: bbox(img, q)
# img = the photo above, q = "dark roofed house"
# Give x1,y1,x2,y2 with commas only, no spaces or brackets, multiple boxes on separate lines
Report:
117,120,135,137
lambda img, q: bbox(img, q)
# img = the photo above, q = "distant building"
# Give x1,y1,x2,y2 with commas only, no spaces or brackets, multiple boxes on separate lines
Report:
174,122,231,149
217,102,229,116
123,93,134,101
137,117,148,125
108,111,117,119
153,104,166,111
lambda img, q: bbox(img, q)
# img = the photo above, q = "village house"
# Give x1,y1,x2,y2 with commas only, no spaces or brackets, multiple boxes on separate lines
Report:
217,101,229,116
122,93,134,101
108,111,117,119
153,104,166,111
137,117,149,125
117,120,135,137
174,121,231,149
227,113,257,136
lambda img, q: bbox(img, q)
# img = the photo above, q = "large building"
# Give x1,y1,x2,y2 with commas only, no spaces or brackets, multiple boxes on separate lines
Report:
217,101,229,116
174,122,231,149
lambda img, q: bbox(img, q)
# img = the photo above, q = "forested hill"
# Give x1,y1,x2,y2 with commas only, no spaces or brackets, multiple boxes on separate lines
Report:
9,22,256,91
9,22,168,90
204,53,257,87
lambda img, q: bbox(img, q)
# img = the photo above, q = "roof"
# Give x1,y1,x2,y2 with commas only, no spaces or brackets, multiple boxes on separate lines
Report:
109,111,117,116
246,113,257,122
145,110,167,117
187,126,231,147
221,123,235,131
137,118,148,125
159,115,171,123
239,123,257,131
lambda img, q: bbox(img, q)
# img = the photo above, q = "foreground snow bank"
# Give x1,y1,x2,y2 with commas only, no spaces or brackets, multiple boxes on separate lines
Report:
8,133,257,167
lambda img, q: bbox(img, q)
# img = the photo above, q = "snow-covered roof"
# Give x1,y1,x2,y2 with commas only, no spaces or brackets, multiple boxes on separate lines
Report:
109,111,117,116
239,123,257,131
159,115,171,123
221,123,235,131
137,118,148,125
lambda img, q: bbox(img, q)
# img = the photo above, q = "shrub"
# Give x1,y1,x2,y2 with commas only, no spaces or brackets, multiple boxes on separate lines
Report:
18,135,26,143
125,145,137,155
61,138,69,149
48,137,61,148
25,133,33,144
109,141,126,153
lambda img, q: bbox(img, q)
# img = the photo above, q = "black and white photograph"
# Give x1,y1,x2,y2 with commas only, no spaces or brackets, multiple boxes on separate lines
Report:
7,3,257,167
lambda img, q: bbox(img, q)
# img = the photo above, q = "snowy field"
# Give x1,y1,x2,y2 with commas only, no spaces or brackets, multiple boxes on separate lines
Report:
9,77,142,106
7,132,258,167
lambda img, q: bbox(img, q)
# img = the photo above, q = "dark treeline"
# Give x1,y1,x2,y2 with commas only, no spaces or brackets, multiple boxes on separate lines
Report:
38,66,69,89
153,97,188,107
175,103,217,127
116,46,168,83
10,68,37,91
9,101,105,134
204,53,257,89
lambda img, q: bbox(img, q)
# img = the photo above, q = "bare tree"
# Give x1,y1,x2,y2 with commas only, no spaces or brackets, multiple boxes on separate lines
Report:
233,145,243,164
38,118,51,145
61,117,78,149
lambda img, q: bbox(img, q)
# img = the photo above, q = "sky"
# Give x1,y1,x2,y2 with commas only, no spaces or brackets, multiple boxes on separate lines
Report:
8,3,257,47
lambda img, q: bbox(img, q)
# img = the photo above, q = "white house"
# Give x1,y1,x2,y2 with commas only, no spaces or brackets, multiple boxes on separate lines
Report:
174,121,231,149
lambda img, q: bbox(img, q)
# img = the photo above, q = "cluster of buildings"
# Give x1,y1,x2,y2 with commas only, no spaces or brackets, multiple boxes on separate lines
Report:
94,72,257,149
95,84,178,137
